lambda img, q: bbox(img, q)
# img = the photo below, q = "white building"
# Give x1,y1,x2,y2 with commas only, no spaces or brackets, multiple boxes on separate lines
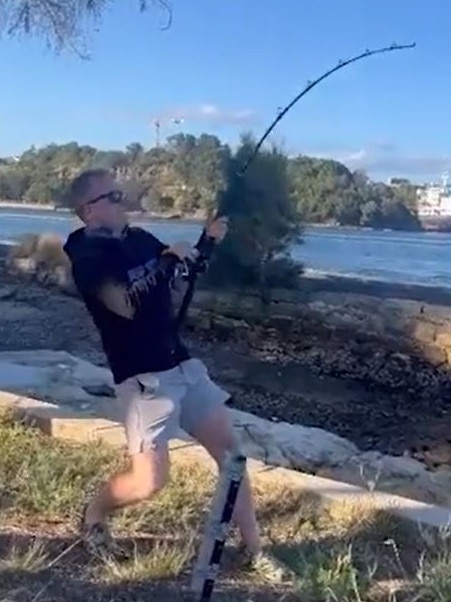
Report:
417,173,451,217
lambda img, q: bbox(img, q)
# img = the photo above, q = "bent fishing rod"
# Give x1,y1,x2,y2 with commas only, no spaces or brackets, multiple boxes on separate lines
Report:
176,41,416,332
237,41,415,176
185,40,416,602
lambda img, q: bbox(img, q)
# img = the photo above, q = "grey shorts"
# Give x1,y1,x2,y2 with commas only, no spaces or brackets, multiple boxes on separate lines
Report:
114,358,230,455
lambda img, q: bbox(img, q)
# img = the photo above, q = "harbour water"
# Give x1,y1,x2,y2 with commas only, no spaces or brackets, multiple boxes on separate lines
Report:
1,207,451,289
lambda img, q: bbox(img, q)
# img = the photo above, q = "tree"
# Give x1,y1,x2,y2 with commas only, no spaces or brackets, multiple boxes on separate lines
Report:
168,133,229,216
0,1,172,56
0,168,31,199
207,135,303,299
286,154,420,231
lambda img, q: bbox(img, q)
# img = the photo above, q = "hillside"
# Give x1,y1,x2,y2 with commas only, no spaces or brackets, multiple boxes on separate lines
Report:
0,133,420,231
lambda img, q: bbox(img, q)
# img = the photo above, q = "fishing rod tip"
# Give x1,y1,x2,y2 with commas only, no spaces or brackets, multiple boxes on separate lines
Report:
396,41,417,49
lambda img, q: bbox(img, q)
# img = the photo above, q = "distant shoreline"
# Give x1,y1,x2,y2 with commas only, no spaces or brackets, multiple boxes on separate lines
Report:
2,202,451,234
0,201,59,211
0,201,203,223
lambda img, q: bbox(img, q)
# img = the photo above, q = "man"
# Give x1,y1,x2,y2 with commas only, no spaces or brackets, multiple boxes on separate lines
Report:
63,168,287,580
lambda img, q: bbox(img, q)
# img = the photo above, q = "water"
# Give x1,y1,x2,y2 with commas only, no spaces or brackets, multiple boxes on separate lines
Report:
1,207,451,289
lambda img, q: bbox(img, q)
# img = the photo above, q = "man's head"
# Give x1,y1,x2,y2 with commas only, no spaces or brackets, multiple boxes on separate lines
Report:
66,168,128,231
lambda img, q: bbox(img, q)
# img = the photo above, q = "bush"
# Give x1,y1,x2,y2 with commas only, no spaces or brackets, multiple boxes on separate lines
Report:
205,135,303,299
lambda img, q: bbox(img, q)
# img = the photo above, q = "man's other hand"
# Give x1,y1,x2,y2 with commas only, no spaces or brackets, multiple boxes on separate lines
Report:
164,241,199,262
206,216,229,243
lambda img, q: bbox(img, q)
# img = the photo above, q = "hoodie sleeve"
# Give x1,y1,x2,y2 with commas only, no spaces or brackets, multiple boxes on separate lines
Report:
71,251,113,295
64,235,124,296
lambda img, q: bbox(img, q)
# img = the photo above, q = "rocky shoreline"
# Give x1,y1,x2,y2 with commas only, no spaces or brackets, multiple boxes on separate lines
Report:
1,238,451,473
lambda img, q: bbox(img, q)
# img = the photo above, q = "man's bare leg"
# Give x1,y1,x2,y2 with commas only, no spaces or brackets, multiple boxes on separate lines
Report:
188,405,261,553
84,444,169,526
189,404,293,582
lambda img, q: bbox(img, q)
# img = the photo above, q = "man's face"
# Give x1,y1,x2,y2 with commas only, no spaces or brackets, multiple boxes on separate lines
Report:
81,174,128,230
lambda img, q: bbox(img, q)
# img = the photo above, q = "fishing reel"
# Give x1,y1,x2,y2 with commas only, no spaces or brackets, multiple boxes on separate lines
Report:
171,229,216,282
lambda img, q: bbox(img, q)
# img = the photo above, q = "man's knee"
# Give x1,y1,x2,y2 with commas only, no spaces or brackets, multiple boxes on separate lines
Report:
129,444,169,500
191,405,237,466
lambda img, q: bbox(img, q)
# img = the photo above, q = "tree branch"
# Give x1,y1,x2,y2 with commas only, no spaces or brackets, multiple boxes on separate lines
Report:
0,0,172,56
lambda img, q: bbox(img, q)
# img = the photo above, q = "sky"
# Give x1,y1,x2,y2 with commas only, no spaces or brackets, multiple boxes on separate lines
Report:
0,0,450,183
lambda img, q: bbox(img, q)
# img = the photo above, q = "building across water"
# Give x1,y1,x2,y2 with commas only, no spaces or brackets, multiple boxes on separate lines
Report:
416,173,451,230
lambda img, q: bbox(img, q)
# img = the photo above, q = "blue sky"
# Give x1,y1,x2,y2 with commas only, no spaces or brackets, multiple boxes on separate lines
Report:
0,0,449,182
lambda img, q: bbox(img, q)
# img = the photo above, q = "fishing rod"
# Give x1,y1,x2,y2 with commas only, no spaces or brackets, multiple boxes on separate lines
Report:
187,40,416,602
238,42,415,176
177,41,415,331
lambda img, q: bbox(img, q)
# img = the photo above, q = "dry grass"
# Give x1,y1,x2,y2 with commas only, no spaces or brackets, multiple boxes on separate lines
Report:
1,411,451,601
6,233,73,291
7,233,68,267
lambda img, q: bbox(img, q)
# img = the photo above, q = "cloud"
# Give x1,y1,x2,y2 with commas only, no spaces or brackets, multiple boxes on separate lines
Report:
196,104,255,124
73,103,257,130
152,103,257,127
306,141,451,181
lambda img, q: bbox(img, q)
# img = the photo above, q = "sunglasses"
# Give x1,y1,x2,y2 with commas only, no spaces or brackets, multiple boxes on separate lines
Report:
85,189,127,206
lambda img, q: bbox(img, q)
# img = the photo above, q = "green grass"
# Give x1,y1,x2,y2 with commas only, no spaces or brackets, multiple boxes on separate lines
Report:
1,411,451,601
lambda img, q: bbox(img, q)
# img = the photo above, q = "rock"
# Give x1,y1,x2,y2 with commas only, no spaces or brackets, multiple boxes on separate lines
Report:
413,321,437,345
0,301,44,321
83,384,115,397
435,333,451,362
422,344,447,367
0,286,17,300
231,409,359,472
1,350,451,505
0,350,113,410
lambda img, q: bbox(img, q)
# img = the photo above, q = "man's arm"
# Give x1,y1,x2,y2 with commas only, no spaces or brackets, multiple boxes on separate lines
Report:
98,280,135,319
71,253,136,320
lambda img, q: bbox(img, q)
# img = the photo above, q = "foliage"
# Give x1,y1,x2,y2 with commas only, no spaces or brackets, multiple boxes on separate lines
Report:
206,134,303,298
0,1,171,56
0,136,420,232
288,156,420,231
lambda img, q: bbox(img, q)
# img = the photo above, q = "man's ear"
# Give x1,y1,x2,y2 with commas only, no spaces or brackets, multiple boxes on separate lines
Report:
81,204,91,222
75,204,87,222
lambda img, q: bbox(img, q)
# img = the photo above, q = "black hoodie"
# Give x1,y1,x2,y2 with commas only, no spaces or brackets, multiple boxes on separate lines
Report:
63,225,190,384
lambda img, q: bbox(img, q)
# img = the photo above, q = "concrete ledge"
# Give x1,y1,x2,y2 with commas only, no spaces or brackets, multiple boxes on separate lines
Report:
0,390,126,445
2,389,451,531
0,390,205,454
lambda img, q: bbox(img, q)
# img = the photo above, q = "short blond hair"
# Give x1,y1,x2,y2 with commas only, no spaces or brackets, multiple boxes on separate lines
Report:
64,168,111,213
